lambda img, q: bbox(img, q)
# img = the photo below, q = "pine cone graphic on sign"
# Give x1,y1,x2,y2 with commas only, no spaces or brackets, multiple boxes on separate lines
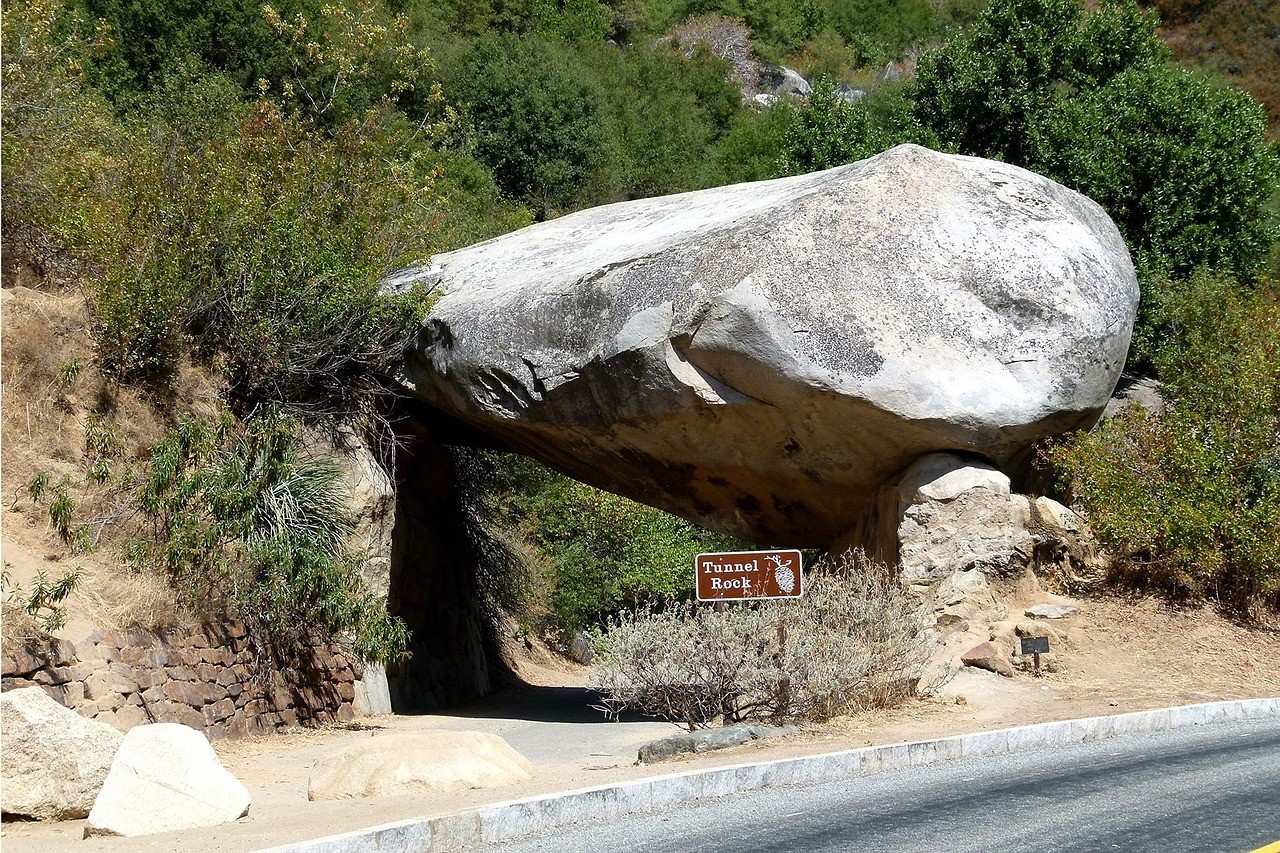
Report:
769,555,796,594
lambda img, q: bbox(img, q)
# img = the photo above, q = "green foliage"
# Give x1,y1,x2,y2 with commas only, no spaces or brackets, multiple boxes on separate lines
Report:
88,459,112,485
780,77,934,174
1051,270,1280,613
476,454,739,631
78,0,313,101
26,472,51,505
129,412,409,662
56,358,84,389
48,481,76,545
587,42,743,198
2,565,84,634
83,414,122,460
712,100,798,183
1029,64,1278,279
913,0,1166,163
449,33,607,214
6,2,448,419
913,0,1278,281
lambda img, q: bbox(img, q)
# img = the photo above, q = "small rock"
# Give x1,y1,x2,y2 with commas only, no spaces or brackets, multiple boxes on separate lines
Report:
637,724,797,764
752,92,777,108
1,687,123,820
352,663,393,716
307,731,532,800
1015,621,1062,643
961,642,1014,678
935,613,969,632
86,723,250,837
765,65,811,96
1103,372,1164,420
835,83,865,104
568,632,594,665
1024,603,1080,619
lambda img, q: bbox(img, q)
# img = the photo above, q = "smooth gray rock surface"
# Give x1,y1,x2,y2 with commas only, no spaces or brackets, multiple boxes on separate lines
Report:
86,723,250,837
638,724,797,764
764,66,811,96
1024,603,1081,619
1103,372,1165,421
0,687,122,820
389,144,1137,544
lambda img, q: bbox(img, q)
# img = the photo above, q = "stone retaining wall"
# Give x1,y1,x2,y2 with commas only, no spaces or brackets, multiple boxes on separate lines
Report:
1,623,359,738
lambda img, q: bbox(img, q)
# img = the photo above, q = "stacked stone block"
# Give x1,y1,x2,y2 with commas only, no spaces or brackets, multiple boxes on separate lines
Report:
1,623,358,739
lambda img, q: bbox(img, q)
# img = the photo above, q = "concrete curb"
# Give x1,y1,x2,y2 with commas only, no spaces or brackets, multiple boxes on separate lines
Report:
258,696,1280,853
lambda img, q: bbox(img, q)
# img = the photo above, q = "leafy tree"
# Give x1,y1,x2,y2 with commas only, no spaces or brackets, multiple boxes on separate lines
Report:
588,42,742,197
913,0,1166,164
712,100,798,183
821,0,942,64
449,33,607,214
914,0,1278,280
77,0,316,102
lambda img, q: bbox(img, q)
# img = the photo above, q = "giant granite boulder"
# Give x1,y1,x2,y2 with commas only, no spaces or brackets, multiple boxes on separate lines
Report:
387,145,1137,546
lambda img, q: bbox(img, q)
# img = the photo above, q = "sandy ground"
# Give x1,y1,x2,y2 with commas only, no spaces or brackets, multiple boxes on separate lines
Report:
4,594,1278,853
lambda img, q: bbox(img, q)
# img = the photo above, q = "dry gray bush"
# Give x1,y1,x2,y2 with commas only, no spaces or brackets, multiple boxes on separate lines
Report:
589,552,927,729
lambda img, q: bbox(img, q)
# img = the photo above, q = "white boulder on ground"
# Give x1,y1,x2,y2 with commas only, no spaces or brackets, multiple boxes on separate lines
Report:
85,723,250,837
307,730,533,801
0,686,123,820
387,144,1137,550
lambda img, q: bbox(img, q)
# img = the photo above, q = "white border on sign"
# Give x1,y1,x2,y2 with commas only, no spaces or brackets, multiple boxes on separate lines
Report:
693,548,805,602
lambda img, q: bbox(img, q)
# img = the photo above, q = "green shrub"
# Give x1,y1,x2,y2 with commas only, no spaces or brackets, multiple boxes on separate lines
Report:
1029,64,1278,280
913,0,1278,282
587,41,743,198
712,100,798,183
1051,270,1280,613
2,566,84,635
471,454,739,631
913,0,1166,164
78,0,315,102
449,33,608,214
48,481,77,546
7,4,446,416
780,77,934,174
129,412,409,662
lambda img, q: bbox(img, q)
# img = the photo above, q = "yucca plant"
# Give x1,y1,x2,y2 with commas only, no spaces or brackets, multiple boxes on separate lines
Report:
130,409,408,663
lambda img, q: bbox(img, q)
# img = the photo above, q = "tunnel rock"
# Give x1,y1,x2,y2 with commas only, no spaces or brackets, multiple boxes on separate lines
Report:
386,144,1138,546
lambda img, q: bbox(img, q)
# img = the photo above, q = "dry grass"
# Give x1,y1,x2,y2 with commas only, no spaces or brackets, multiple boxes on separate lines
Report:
589,552,928,728
1,282,216,639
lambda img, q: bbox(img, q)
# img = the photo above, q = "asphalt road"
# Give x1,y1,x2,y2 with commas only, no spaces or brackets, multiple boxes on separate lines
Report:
493,718,1280,853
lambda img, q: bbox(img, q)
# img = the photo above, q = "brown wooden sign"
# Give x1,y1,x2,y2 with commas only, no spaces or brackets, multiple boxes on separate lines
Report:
695,549,804,601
